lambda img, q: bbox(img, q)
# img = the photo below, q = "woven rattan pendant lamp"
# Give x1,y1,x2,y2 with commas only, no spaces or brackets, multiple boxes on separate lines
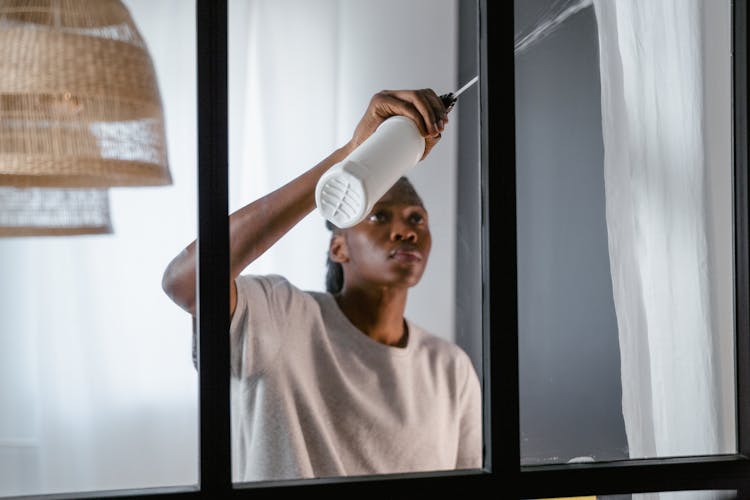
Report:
0,186,111,236
0,0,171,188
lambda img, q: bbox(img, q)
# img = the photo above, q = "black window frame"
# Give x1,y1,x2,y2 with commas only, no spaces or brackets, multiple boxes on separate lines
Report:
12,0,750,498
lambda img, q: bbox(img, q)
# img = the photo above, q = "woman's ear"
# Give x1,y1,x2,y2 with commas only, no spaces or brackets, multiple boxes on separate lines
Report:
329,233,349,264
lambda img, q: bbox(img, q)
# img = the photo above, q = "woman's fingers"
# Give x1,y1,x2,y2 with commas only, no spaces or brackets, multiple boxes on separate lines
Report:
370,93,428,137
350,89,449,160
422,133,442,160
386,89,446,137
420,89,449,133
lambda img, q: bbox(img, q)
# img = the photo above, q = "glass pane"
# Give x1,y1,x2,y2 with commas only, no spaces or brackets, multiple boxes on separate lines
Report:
0,0,198,496
227,0,483,484
515,0,736,465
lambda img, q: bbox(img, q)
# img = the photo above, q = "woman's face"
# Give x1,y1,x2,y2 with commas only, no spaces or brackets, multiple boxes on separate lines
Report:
333,188,432,291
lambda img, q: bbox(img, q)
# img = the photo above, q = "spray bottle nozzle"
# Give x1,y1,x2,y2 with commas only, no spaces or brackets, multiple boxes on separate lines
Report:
440,93,457,113
441,75,479,113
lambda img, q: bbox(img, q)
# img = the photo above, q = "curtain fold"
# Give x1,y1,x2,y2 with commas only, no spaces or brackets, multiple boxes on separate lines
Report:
593,0,731,465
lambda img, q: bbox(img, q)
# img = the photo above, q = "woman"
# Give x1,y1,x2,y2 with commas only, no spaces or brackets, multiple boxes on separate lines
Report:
162,89,482,481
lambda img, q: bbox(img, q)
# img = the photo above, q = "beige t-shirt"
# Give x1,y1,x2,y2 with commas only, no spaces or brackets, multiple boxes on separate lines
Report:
229,274,482,483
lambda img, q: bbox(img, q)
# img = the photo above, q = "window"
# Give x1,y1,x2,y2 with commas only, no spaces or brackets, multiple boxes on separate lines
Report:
516,0,736,466
515,0,750,498
4,1,750,498
0,0,199,496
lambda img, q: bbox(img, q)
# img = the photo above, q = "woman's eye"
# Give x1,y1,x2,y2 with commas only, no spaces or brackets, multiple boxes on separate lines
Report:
409,213,425,224
368,212,386,222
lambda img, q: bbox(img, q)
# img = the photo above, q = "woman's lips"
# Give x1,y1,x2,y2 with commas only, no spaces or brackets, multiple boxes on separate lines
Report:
390,248,422,262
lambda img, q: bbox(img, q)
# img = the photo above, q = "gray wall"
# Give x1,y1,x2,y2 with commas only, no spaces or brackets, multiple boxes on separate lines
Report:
514,0,628,464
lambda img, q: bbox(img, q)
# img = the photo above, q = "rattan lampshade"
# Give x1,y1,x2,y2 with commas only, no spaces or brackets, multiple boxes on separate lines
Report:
0,0,171,187
0,186,111,236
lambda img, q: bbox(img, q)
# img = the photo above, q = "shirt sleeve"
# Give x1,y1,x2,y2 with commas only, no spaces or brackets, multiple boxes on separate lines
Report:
229,274,296,379
455,357,483,469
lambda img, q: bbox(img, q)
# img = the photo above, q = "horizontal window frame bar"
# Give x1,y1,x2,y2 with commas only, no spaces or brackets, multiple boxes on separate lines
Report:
12,458,750,499
520,455,750,497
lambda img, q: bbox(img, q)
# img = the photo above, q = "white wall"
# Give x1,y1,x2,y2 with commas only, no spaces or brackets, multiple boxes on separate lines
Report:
336,0,459,342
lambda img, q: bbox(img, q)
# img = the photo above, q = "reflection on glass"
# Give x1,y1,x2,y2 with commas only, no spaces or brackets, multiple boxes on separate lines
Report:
195,0,483,484
0,0,198,496
515,0,735,465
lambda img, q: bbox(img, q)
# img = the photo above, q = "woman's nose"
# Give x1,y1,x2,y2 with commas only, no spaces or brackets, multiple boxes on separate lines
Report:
391,221,417,242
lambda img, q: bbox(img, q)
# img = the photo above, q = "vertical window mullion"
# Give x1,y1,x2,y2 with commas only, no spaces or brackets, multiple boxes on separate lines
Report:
734,0,750,458
483,0,519,480
196,0,231,495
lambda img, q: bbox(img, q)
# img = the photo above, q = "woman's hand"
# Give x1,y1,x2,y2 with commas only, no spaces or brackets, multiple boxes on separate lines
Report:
349,89,448,160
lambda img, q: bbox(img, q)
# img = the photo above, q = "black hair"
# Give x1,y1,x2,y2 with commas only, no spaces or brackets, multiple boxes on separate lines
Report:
323,176,423,294
325,219,344,294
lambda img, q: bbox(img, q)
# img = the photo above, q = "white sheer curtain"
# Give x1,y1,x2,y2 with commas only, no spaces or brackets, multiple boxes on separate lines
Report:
227,0,339,290
593,0,734,472
0,1,198,495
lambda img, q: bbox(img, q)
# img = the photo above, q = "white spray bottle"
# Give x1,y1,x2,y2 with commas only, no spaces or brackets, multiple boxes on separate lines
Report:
315,77,478,228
